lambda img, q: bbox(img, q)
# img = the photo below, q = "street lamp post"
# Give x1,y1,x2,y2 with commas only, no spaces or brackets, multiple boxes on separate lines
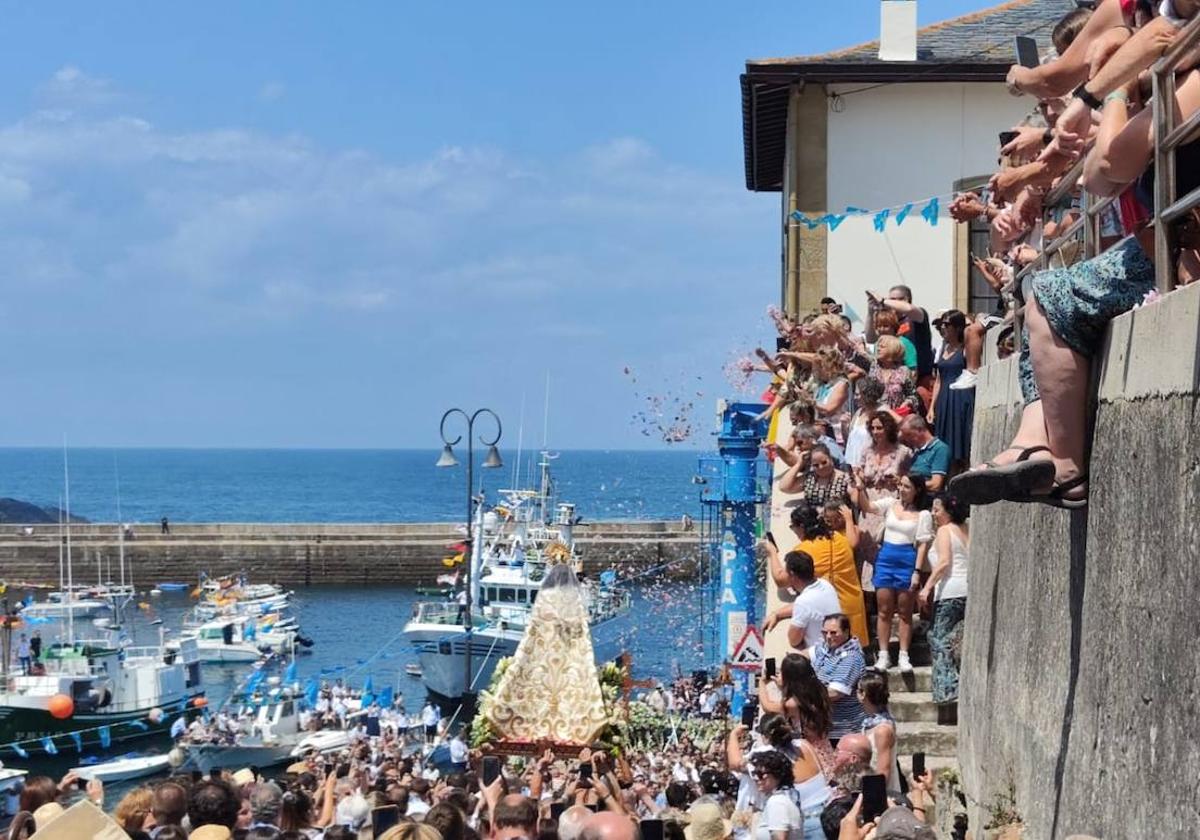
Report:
436,408,503,696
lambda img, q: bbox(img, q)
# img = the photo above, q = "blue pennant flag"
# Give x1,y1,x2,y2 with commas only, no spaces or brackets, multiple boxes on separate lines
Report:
895,203,915,225
599,569,617,587
10,743,28,759
873,209,891,232
41,737,58,755
70,732,83,752
922,197,940,226
845,206,872,215
245,670,264,695
243,622,256,640
355,659,366,666
378,685,394,708
128,719,149,731
823,213,848,231
305,678,319,707
361,675,375,707
284,660,297,684
99,726,111,748
23,594,33,607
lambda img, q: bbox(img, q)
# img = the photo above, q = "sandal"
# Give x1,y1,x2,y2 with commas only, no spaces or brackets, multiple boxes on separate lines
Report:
947,446,1055,505
1031,473,1089,510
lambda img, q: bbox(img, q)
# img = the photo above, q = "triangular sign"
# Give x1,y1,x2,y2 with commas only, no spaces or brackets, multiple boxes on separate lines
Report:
730,626,764,667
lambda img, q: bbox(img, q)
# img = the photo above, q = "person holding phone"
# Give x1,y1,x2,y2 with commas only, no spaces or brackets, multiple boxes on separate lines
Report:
750,750,824,840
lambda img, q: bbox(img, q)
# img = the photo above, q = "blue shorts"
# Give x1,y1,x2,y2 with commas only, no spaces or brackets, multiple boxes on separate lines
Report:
873,541,917,591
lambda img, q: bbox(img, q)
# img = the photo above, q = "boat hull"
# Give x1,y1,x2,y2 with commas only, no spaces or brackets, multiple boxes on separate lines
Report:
404,611,629,700
177,742,298,773
0,698,202,758
74,755,172,783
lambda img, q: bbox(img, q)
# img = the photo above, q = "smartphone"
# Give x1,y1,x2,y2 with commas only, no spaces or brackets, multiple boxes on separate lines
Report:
765,657,777,680
998,130,1019,148
336,764,351,779
1014,35,1040,69
765,531,777,548
372,805,401,837
912,752,926,780
75,777,89,791
550,802,567,821
640,819,665,840
861,773,888,823
191,770,203,783
577,762,592,781
740,700,758,728
482,756,502,786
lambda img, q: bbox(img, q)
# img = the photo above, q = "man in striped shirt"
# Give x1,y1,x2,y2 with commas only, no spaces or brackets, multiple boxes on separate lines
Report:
812,613,867,742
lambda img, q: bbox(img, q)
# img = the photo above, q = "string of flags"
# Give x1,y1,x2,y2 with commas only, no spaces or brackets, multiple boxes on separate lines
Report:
791,194,950,233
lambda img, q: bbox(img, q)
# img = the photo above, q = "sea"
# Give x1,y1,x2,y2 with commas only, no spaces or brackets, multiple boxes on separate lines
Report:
0,448,708,523
0,448,723,800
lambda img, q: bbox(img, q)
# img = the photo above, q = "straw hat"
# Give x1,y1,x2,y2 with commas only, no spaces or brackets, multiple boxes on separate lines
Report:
190,826,234,840
31,801,64,827
231,767,256,786
683,802,732,840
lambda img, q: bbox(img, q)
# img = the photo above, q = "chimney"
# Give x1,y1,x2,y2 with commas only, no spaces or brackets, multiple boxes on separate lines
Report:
879,0,918,62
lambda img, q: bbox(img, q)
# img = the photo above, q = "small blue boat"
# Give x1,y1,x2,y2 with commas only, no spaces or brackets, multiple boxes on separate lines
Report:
156,583,190,592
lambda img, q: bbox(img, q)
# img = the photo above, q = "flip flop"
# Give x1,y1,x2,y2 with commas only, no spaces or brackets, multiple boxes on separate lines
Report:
1033,473,1089,510
947,446,1055,505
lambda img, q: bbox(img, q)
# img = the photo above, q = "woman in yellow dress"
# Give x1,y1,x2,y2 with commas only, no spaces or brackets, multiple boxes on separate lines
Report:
767,504,868,647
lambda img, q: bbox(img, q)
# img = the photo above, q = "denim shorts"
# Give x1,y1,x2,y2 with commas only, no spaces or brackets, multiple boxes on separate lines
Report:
872,541,917,591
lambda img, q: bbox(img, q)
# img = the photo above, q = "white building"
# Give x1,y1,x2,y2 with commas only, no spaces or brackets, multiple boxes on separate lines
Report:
740,0,1074,323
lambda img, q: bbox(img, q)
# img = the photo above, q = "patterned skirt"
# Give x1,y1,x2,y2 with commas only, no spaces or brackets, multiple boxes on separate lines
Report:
929,596,966,705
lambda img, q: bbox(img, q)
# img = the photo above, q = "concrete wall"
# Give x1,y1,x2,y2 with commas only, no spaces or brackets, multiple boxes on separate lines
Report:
960,281,1200,838
0,521,701,588
823,83,1031,326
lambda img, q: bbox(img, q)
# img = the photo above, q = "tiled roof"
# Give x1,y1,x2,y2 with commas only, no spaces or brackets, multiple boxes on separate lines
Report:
750,0,1072,68
740,0,1077,192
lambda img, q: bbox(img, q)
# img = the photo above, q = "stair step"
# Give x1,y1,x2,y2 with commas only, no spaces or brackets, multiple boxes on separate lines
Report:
883,639,930,665
889,691,939,723
864,665,933,692
896,721,958,757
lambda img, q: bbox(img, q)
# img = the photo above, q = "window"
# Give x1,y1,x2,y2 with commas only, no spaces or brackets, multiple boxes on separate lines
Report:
499,588,516,603
955,176,1002,316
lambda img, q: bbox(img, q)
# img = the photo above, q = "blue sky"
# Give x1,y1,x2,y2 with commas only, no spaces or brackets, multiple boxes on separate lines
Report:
0,1,995,449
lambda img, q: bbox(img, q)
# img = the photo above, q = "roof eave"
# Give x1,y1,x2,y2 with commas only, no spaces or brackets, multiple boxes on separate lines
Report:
743,61,1011,85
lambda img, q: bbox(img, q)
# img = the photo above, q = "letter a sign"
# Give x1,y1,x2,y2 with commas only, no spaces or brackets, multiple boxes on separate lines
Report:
730,626,764,670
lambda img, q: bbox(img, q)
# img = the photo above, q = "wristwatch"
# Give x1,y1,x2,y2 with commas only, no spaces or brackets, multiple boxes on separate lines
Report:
1073,83,1104,111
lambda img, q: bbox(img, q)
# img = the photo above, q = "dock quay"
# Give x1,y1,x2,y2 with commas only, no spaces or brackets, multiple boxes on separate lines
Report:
0,520,701,587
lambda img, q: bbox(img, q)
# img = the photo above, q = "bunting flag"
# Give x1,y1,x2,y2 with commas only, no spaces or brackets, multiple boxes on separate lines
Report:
99,726,111,748
791,196,944,233
921,197,940,226
361,675,375,706
305,678,320,706
70,732,83,752
284,660,297,684
378,685,394,708
42,737,58,755
128,720,149,731
10,743,28,759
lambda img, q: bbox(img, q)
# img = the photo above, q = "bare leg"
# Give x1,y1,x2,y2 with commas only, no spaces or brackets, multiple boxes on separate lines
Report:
876,589,895,656
1026,296,1089,491
896,590,915,653
964,322,985,372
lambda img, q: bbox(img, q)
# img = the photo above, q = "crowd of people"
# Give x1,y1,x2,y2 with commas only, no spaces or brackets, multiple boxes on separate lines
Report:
947,0,1200,510
753,291,972,708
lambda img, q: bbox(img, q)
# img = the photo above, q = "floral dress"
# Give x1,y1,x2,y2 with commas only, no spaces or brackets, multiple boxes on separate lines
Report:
868,363,921,415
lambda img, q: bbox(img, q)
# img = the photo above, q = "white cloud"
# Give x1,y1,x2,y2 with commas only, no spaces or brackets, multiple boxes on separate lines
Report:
37,65,121,110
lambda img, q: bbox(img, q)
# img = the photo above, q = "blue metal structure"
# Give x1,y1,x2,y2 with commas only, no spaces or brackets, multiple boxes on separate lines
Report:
696,400,769,714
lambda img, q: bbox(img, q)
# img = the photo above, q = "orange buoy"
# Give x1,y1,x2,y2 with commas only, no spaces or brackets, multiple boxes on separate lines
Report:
191,696,208,708
47,694,74,719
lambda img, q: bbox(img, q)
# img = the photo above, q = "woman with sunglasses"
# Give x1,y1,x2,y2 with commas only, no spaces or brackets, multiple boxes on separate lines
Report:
750,749,827,840
852,410,912,595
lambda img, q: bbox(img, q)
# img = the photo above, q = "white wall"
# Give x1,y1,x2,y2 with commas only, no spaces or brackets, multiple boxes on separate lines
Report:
822,82,1031,323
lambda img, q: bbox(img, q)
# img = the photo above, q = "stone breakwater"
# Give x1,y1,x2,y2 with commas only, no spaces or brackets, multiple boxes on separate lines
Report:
0,521,701,587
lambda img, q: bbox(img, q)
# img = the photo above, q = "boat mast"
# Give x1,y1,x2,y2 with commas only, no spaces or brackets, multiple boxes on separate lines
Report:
63,442,75,643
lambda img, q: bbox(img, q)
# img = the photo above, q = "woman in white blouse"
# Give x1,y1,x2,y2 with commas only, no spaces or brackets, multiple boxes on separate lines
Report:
852,473,933,674
919,494,970,706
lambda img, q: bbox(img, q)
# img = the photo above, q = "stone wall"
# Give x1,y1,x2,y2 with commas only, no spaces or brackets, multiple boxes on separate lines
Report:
0,521,701,588
960,281,1200,838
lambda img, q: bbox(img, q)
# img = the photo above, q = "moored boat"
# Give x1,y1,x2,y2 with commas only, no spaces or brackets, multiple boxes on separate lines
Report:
74,753,172,783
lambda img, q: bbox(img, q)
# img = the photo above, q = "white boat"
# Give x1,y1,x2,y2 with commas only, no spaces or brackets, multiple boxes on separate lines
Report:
403,453,631,699
291,728,352,757
20,597,110,619
74,753,171,783
175,695,329,772
1,767,28,820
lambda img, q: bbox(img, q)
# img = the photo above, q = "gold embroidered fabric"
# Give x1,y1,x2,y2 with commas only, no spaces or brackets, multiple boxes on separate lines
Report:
485,568,609,744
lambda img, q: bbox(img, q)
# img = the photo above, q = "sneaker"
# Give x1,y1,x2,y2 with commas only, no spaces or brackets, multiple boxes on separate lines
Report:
898,651,913,673
874,651,890,672
949,369,978,390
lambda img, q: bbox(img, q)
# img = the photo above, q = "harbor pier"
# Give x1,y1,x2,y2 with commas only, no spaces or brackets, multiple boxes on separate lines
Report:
0,520,700,588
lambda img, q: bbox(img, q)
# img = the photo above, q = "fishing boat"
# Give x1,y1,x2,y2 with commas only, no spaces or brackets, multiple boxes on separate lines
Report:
403,453,631,700
173,693,327,772
156,583,190,593
73,753,172,783
0,637,206,758
19,592,110,620
290,728,352,757
168,616,301,664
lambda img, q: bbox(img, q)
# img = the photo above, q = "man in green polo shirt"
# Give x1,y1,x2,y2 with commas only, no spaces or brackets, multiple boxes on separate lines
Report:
899,415,950,492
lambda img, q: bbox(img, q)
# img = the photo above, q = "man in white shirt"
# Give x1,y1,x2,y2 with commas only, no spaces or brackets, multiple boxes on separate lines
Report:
421,702,440,744
762,550,842,651
448,728,469,771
